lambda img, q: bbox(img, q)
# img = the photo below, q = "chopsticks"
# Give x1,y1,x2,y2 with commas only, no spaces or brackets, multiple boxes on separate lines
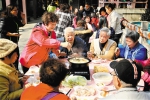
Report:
66,89,72,95
105,89,116,92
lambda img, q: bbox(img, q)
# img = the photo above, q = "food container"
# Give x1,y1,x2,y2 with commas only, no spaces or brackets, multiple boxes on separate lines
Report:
92,72,113,86
25,66,40,75
68,58,91,79
70,86,99,100
68,57,90,71
61,75,87,88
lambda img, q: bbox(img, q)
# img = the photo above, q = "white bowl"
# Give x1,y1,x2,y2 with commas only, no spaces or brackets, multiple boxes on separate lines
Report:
92,72,113,86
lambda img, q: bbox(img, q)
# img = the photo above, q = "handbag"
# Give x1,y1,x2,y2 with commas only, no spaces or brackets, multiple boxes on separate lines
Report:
41,92,59,100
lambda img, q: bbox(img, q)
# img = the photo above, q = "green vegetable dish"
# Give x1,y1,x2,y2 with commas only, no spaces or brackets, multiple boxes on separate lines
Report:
62,75,87,88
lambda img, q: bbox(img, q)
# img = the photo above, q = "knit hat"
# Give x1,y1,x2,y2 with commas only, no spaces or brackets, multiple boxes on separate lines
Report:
110,59,142,86
0,39,17,58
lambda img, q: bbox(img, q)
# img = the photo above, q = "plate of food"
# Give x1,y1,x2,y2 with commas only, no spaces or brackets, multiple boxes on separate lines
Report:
61,75,87,88
92,59,108,64
94,65,109,73
92,59,102,64
70,86,98,100
25,66,40,75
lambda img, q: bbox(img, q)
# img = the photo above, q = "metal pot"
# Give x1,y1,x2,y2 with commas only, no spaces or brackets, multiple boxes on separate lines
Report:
68,58,90,71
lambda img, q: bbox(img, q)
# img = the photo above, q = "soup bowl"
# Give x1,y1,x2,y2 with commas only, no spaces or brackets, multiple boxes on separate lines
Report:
92,72,113,86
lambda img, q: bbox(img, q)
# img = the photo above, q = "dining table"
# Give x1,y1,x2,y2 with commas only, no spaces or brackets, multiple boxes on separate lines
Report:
24,58,145,100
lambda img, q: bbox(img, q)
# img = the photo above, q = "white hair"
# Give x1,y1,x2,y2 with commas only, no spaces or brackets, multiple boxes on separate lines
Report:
64,27,74,35
100,27,111,36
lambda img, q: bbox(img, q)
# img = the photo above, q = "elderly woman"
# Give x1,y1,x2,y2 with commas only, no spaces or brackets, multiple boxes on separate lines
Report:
87,27,117,60
0,39,29,100
58,27,88,58
115,31,147,60
21,59,70,100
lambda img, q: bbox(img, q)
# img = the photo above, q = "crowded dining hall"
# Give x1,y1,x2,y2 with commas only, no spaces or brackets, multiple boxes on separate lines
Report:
0,2,150,100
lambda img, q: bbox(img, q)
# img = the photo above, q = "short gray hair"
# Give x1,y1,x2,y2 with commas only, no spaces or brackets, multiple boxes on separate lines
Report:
99,27,111,36
64,27,75,35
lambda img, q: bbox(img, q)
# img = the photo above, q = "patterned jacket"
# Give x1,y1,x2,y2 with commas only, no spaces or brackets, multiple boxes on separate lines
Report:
55,11,72,37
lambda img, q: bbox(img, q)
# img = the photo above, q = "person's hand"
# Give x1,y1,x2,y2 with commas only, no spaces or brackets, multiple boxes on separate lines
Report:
115,47,120,58
12,33,21,37
87,51,95,60
60,42,71,50
51,49,60,57
24,83,32,89
70,53,80,58
94,97,100,100
21,12,25,20
116,58,124,61
21,75,30,84
59,52,66,57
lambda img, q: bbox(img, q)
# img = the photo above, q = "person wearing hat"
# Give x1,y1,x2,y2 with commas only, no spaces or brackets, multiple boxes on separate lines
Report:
99,59,150,100
1,4,26,71
0,39,29,100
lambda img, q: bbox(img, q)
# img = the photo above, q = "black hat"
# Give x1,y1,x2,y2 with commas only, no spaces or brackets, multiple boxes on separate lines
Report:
110,59,142,86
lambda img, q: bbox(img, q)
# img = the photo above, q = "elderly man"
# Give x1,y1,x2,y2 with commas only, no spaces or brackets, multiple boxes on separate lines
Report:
98,59,150,100
58,27,88,58
88,27,117,60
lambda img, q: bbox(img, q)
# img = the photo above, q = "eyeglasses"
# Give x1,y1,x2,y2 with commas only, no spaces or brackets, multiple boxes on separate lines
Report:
110,71,117,76
110,68,119,76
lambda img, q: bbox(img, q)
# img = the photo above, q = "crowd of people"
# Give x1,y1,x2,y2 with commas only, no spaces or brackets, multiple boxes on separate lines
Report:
0,2,150,100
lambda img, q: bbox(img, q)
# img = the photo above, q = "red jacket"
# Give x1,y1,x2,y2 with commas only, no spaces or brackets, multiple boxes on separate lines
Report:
135,59,150,85
51,31,56,39
21,83,70,100
19,26,60,68
91,17,99,28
